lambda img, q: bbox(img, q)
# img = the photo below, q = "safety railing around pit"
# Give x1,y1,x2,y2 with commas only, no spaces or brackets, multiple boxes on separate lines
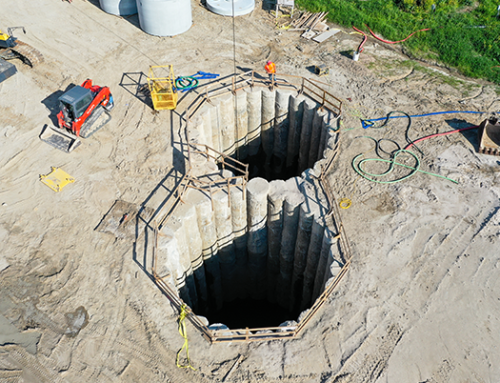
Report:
150,133,353,343
184,70,342,123
183,70,342,171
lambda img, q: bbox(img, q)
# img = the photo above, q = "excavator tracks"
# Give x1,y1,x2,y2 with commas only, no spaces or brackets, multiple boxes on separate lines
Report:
11,40,44,67
79,105,112,139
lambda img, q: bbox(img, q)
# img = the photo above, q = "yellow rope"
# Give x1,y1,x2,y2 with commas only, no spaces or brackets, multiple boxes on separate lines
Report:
339,198,352,209
176,304,196,370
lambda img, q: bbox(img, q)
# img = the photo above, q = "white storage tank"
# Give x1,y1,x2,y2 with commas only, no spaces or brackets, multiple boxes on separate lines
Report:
207,0,254,17
137,0,192,36
99,0,138,16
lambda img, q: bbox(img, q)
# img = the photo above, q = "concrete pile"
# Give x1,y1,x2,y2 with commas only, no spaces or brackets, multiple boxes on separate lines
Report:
157,88,345,327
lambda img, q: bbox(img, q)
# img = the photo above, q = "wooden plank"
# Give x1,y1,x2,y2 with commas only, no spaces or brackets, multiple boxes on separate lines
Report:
312,28,340,43
311,11,328,30
292,11,310,27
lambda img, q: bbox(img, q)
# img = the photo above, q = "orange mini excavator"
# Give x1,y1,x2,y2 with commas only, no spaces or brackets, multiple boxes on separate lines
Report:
40,79,114,152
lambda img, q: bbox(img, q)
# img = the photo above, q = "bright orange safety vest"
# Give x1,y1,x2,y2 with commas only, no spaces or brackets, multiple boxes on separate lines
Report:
265,62,276,74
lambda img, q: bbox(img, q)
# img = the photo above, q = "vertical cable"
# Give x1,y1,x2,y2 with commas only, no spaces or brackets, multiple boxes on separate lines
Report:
232,0,240,160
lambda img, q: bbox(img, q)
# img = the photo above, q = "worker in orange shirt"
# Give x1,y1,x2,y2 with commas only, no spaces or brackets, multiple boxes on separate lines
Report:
265,61,276,83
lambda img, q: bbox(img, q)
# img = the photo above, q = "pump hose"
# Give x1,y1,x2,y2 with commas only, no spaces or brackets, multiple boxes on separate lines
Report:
352,148,459,184
352,26,367,53
175,76,199,90
366,24,431,44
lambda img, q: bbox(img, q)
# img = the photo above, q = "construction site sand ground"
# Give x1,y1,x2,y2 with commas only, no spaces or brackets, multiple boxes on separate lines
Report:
1,0,500,382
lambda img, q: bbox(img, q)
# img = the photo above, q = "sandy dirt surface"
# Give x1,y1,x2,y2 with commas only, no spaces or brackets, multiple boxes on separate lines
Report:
1,0,500,382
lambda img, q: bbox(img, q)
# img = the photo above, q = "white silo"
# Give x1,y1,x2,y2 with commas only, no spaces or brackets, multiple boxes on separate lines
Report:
136,0,192,36
99,0,138,16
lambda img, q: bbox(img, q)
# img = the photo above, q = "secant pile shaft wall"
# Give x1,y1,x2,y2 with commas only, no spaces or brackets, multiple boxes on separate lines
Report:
157,88,344,326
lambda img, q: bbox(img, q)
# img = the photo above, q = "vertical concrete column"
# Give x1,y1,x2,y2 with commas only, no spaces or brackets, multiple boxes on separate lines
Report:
266,180,286,303
191,116,205,146
322,241,343,291
235,91,248,160
286,95,304,169
174,203,209,312
261,89,275,170
210,102,222,155
298,99,316,173
308,109,328,169
165,218,199,311
157,227,192,307
326,122,340,152
273,90,291,174
289,203,314,312
213,188,238,302
230,180,248,299
247,177,270,300
300,218,325,311
187,126,208,167
220,95,236,156
200,106,214,148
247,88,262,157
276,177,304,309
312,228,338,302
318,114,335,161
185,188,223,310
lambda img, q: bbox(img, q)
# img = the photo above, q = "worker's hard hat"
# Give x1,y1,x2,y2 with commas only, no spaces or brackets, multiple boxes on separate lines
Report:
267,60,272,64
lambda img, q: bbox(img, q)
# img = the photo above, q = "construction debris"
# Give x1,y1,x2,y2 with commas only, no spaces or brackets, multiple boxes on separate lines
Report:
293,11,328,31
96,200,155,240
314,64,329,77
277,11,329,36
301,30,316,40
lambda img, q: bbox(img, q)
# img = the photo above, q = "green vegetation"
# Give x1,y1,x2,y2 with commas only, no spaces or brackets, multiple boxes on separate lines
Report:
296,0,500,83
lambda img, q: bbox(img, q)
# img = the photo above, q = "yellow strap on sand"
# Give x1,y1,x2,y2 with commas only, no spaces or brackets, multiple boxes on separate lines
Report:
339,198,352,209
176,304,196,370
39,167,75,192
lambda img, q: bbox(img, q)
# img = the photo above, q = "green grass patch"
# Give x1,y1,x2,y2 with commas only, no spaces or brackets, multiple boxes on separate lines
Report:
296,0,500,83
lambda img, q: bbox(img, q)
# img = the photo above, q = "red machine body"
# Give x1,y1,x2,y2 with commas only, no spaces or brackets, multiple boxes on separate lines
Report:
57,79,114,137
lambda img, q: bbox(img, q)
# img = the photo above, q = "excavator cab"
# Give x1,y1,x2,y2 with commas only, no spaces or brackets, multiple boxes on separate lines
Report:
0,27,22,49
58,86,94,122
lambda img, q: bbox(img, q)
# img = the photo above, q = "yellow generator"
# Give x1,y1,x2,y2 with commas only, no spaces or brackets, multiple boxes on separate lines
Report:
147,65,178,111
